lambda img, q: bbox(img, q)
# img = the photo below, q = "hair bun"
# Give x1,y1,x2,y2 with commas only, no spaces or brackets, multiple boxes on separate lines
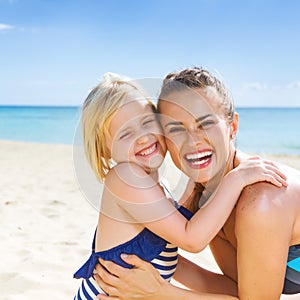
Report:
102,72,131,83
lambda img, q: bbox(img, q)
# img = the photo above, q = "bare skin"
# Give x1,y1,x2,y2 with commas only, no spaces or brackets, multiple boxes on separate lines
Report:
94,254,238,300
209,155,300,299
95,155,300,300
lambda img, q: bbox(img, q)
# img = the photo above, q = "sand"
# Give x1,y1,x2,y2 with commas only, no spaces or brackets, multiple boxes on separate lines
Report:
0,140,300,299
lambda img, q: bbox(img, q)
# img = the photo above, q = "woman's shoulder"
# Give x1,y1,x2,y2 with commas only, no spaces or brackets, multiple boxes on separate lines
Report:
236,180,298,225
235,151,300,233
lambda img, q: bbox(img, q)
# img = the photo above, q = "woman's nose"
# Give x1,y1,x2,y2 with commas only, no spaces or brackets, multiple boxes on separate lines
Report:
187,128,206,146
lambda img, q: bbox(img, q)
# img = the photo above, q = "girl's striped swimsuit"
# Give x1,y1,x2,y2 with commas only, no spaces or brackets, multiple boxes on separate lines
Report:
73,205,192,299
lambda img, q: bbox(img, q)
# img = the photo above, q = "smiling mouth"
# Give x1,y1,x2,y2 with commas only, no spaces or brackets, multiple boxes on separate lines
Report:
185,150,213,166
136,143,158,157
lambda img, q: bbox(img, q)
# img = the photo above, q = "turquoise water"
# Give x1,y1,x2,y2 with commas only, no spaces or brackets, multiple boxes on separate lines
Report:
0,106,299,155
236,107,300,155
0,106,81,144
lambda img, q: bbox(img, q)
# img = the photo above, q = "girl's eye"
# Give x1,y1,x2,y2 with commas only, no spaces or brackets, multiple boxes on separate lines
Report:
119,132,132,140
143,119,155,126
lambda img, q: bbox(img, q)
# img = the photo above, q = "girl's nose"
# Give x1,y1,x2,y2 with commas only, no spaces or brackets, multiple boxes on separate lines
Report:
136,133,150,144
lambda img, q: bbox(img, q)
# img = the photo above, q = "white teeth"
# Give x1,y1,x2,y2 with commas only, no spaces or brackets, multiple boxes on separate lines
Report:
186,151,212,161
190,157,210,165
139,143,157,156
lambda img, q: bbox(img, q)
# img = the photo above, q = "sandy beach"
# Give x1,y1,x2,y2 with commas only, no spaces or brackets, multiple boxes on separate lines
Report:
1,140,300,299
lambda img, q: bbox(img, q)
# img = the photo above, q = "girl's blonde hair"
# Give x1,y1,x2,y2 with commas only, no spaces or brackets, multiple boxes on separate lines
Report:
81,73,155,181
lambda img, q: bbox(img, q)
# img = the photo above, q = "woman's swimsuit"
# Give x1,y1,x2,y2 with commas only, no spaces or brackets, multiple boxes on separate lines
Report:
283,244,300,294
73,205,193,299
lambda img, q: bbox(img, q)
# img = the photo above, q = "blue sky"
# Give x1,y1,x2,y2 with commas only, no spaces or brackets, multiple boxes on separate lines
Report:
0,0,299,107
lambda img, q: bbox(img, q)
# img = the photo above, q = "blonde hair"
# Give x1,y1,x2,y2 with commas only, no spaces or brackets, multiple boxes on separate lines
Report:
81,72,155,181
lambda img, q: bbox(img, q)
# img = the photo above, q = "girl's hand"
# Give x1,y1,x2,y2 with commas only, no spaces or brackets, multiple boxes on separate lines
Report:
230,156,288,188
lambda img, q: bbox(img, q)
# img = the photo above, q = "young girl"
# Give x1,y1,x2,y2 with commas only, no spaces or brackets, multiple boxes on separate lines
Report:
73,73,287,299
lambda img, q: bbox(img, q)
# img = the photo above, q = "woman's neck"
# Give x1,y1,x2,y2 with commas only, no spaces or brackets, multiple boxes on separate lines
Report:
205,148,237,191
198,148,237,207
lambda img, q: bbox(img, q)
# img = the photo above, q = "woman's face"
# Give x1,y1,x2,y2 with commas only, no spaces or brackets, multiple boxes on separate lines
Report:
159,87,238,184
107,92,167,174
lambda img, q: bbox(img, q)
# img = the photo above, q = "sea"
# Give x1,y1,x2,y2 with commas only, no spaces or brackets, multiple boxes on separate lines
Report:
0,106,299,155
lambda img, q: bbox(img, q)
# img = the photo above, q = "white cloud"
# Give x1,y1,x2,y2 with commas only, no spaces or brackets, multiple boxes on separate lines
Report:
287,81,300,89
0,23,13,31
241,82,267,91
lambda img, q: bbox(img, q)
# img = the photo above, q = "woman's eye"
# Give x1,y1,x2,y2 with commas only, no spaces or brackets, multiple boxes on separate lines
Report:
168,127,185,133
199,120,215,128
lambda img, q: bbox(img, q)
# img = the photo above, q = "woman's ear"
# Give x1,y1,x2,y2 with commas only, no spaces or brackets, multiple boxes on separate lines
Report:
230,112,239,140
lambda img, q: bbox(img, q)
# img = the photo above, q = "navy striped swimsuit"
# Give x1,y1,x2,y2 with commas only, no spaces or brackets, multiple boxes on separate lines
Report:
73,205,192,299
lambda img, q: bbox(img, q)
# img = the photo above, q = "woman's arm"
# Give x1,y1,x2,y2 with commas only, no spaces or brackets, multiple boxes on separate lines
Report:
94,254,238,300
107,159,286,253
235,182,292,300
173,255,237,295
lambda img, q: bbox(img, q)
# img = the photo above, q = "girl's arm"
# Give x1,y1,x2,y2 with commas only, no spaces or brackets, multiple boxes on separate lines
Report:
104,157,287,253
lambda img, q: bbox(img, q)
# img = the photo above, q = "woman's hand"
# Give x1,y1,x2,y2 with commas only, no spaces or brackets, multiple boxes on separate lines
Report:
94,254,168,300
94,254,239,300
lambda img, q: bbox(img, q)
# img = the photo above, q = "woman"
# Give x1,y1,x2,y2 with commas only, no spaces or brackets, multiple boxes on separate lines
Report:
94,67,300,300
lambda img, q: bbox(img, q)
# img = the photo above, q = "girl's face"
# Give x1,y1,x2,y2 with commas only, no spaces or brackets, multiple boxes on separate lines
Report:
107,92,167,174
159,88,238,184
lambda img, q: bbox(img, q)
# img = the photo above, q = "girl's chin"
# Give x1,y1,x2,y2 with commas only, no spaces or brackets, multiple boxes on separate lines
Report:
135,162,163,175
147,162,164,172
141,154,165,167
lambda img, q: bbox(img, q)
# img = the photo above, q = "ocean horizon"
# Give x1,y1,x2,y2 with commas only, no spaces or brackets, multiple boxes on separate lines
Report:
0,105,299,155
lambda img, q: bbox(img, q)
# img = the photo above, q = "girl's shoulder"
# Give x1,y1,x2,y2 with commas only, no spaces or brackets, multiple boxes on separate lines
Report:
106,162,151,187
104,162,164,206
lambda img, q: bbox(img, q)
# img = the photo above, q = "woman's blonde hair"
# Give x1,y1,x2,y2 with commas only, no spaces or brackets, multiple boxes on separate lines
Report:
81,73,155,181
